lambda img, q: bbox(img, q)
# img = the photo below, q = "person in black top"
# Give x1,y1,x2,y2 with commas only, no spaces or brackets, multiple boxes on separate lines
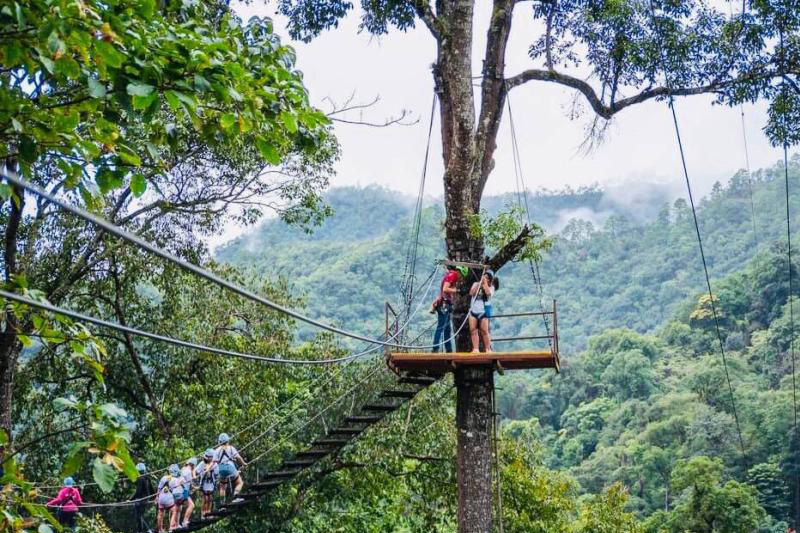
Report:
133,463,156,533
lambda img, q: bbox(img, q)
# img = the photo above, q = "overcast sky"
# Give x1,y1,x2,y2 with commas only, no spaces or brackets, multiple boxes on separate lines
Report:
223,1,787,242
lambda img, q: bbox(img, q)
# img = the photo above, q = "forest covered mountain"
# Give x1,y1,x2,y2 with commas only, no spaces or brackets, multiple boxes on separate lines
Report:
217,157,800,351
214,157,800,531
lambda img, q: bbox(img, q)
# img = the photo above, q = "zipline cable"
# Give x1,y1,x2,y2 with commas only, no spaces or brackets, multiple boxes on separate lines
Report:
0,170,465,352
0,289,381,365
0,171,422,350
646,0,748,464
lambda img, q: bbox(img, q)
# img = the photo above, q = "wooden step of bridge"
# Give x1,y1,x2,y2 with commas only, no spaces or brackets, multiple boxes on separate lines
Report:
175,372,446,533
380,390,416,399
262,469,301,479
328,427,363,435
296,449,333,457
344,415,382,424
249,479,285,490
361,404,400,413
397,376,438,386
313,438,352,446
283,458,318,468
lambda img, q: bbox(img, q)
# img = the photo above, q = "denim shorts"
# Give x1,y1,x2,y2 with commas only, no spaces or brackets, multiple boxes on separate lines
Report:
218,463,237,479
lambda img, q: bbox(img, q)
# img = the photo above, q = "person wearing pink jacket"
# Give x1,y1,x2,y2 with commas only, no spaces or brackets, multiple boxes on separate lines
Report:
46,477,83,528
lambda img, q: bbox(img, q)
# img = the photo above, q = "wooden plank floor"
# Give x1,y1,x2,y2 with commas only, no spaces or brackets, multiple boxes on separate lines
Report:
388,351,559,372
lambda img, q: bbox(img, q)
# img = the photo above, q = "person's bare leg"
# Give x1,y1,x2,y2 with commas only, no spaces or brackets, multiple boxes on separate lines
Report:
183,498,194,525
156,509,164,532
469,316,480,352
234,476,243,496
480,320,491,352
169,506,178,531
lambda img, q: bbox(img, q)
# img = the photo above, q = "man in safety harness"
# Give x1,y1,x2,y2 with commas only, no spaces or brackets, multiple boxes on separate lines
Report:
430,265,469,353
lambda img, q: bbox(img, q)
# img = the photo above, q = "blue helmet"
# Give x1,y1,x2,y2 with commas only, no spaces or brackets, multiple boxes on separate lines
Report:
186,457,197,466
64,477,74,487
218,433,230,444
136,463,147,474
203,448,214,459
169,464,180,476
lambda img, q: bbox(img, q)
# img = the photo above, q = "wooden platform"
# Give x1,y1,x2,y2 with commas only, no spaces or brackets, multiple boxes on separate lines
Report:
387,351,559,373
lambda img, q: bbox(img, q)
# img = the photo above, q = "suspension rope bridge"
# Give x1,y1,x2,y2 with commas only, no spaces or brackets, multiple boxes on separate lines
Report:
7,4,793,525
3,122,558,530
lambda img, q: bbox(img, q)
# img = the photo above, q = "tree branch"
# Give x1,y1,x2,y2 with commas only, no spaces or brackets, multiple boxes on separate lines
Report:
7,422,87,461
474,0,516,207
109,255,172,438
410,0,442,39
505,68,741,120
487,225,532,271
323,93,418,128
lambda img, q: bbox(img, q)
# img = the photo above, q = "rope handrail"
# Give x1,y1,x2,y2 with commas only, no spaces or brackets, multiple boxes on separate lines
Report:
27,265,441,491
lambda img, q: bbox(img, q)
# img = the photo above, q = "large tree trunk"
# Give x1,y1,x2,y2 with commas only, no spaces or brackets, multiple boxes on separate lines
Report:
0,179,23,437
432,2,500,530
455,366,495,533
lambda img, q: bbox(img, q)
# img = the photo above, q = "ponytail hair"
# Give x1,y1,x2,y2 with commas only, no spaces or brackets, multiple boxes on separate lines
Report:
492,276,499,290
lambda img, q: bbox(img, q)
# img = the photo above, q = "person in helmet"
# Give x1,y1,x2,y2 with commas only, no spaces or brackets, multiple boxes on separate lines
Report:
155,464,183,532
46,477,83,528
431,265,468,353
178,458,197,528
133,463,155,533
469,269,495,353
212,433,246,503
194,449,218,519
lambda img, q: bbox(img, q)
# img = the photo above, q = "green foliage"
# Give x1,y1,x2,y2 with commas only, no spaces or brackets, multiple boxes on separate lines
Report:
468,204,553,263
643,456,766,533
747,463,792,523
0,0,331,195
215,161,800,528
575,484,642,533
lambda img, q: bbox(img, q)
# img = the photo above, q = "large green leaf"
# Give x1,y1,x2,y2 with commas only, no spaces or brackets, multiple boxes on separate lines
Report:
256,137,281,165
87,77,107,98
93,458,117,493
130,173,147,197
127,82,155,97
95,41,125,68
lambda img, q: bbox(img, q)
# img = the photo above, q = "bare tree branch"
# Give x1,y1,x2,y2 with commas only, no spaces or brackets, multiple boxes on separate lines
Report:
323,93,419,128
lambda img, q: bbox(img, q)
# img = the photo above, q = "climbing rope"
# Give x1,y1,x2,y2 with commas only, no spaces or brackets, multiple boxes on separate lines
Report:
646,0,748,465
505,87,552,347
492,383,505,533
400,94,437,321
778,19,800,446
727,0,759,248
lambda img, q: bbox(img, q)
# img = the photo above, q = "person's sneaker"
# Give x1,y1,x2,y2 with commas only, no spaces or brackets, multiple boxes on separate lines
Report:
231,497,244,504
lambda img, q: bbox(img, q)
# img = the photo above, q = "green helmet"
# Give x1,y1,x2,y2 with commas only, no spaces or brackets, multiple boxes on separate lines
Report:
456,266,469,278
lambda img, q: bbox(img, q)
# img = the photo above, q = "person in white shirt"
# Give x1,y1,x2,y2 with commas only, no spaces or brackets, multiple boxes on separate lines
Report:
469,270,495,353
